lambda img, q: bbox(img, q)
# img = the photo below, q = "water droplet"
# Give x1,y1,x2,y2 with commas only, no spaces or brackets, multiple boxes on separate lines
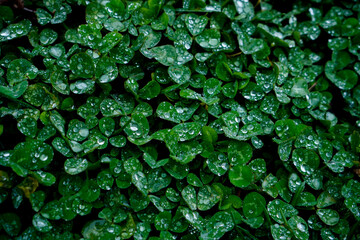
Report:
39,154,48,161
130,125,138,131
0,29,10,37
79,128,89,137
97,138,105,145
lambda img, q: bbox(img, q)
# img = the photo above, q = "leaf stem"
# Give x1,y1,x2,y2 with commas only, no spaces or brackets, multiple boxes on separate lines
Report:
226,52,242,58
0,92,37,110
236,226,258,240
308,82,317,91
347,220,360,240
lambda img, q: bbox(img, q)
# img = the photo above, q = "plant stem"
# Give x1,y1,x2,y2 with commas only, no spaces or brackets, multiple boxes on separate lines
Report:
347,220,360,240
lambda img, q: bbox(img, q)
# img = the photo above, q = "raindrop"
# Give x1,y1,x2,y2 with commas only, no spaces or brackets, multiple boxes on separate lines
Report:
39,154,48,161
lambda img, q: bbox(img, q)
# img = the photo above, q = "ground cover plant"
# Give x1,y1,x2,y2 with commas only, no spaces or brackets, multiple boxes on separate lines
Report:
0,0,360,239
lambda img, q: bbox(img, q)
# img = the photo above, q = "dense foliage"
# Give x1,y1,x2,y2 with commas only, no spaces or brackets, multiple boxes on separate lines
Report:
0,0,360,239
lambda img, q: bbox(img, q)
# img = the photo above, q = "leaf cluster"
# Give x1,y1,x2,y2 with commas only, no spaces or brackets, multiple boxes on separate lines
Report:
0,0,360,239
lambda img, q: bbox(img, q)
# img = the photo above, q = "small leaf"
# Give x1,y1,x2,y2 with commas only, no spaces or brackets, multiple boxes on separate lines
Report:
181,185,197,210
64,158,88,175
243,192,266,218
195,29,220,49
7,59,38,85
233,0,255,22
100,98,124,117
292,149,320,176
228,141,252,166
33,213,52,233
70,52,95,78
185,14,208,36
151,45,177,66
316,209,339,226
229,165,253,188
168,65,191,84
267,199,298,224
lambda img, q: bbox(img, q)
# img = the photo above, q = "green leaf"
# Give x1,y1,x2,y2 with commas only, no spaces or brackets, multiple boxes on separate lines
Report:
207,152,229,176
0,19,32,42
317,191,336,208
33,213,52,232
100,98,124,117
6,59,38,85
233,0,254,22
216,62,232,82
173,122,201,141
0,81,28,99
271,223,292,240
11,139,54,170
195,29,220,49
64,158,88,175
30,191,45,212
326,150,353,173
109,135,126,148
79,179,100,202
139,80,161,99
67,119,89,141
267,199,298,224
99,117,115,137
243,192,266,218
70,79,95,94
330,69,358,90
155,211,172,231
17,116,37,138
151,45,177,66
70,53,95,78
32,171,56,186
132,171,148,196
168,65,191,84
148,168,171,193
95,57,119,83
39,28,58,45
292,149,320,176
97,169,114,190
316,209,339,226
0,213,21,236
156,102,181,123
185,14,208,36
122,113,150,139
197,185,220,211
200,211,234,239
181,185,197,210
228,141,253,166
229,165,253,188
50,68,70,95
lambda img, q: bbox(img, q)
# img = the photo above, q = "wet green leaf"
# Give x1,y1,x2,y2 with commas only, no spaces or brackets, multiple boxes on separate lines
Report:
292,149,320,176
229,165,253,188
64,158,88,175
33,213,52,232
11,139,53,170
267,199,298,224
243,192,266,218
317,209,339,226
0,20,32,42
168,65,191,84
70,53,95,78
185,14,208,36
99,117,115,137
151,45,177,66
0,212,21,236
7,59,38,85
195,29,220,49
228,141,252,166
95,57,118,83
